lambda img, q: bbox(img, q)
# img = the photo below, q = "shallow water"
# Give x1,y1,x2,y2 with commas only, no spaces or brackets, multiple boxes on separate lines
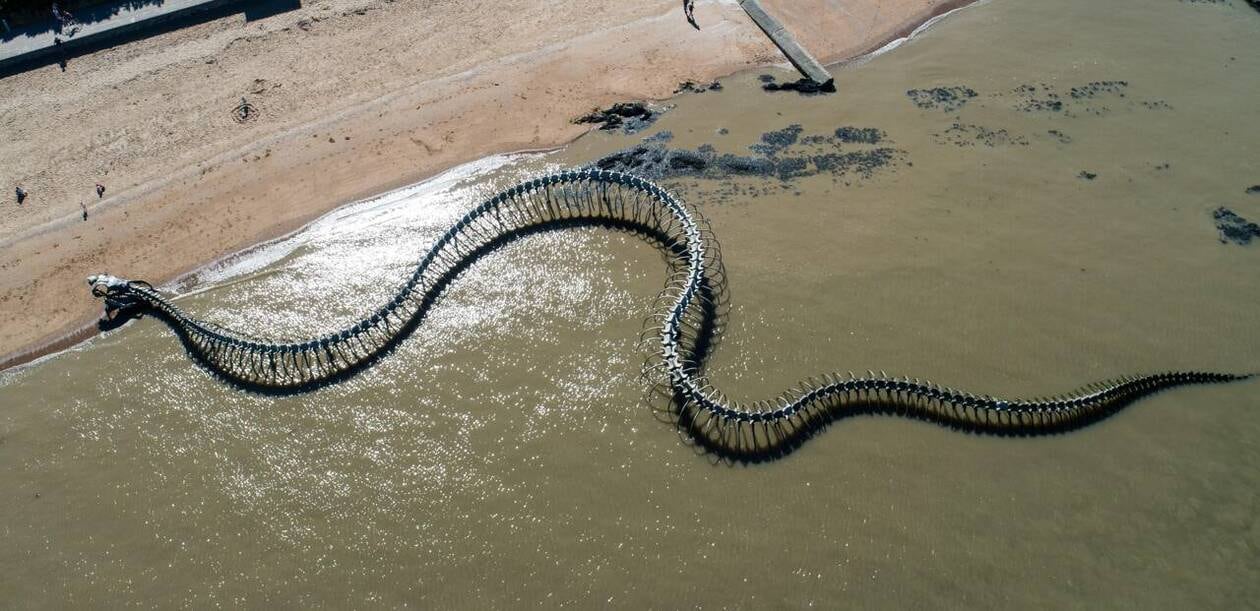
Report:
3,0,1260,606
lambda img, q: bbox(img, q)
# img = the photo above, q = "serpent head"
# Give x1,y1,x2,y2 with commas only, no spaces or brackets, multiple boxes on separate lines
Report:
88,274,148,318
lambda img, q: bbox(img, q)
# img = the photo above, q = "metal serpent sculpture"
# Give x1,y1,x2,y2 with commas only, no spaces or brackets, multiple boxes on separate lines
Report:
89,169,1251,458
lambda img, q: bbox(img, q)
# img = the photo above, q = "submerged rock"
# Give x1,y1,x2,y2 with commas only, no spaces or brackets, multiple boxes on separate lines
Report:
1213,207,1260,245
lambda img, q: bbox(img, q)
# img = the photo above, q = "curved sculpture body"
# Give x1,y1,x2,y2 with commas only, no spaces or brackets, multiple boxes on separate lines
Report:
90,169,1250,457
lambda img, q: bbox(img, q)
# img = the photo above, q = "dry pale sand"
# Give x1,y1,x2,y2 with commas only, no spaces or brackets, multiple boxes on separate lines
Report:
0,0,964,367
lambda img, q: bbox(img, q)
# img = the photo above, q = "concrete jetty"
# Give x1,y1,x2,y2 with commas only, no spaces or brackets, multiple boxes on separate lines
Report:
737,0,833,85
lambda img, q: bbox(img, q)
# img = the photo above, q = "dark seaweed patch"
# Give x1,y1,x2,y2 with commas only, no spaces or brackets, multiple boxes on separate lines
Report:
749,124,803,156
1011,84,1064,113
834,126,886,144
590,124,904,186
906,86,977,111
934,123,1029,147
643,131,674,144
1213,207,1260,245
1010,81,1143,116
1069,81,1128,99
809,149,901,178
1047,129,1072,144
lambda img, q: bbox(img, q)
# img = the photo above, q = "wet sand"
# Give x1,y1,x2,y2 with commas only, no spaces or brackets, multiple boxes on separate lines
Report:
2,0,1260,606
0,0,961,369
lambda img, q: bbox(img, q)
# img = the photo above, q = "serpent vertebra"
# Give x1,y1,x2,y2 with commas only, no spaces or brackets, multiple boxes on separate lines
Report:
89,169,1251,457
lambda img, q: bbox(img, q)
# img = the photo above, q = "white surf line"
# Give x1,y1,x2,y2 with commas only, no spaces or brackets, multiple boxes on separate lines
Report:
844,0,995,67
165,151,550,300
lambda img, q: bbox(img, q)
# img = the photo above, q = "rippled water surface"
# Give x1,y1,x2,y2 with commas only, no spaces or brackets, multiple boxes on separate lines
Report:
3,0,1259,606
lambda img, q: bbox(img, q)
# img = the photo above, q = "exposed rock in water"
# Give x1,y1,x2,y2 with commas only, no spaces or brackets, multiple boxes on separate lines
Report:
1213,207,1260,245
1078,170,1098,180
906,86,977,111
1246,185,1260,195
574,102,661,134
675,80,723,94
761,75,836,95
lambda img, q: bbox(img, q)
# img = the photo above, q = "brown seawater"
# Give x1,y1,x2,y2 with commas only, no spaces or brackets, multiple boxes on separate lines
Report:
3,0,1260,606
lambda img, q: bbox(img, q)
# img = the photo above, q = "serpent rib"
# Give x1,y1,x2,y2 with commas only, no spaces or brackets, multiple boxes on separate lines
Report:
88,169,1252,454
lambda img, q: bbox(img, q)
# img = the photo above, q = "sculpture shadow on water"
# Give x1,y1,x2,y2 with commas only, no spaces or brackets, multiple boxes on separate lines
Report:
90,170,1253,463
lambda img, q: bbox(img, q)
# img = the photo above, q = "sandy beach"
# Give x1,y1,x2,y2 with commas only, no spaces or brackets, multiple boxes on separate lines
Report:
0,0,964,368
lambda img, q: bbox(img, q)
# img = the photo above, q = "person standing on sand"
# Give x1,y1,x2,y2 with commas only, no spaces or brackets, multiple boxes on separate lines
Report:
95,183,105,198
683,0,700,30
15,186,27,204
80,202,88,221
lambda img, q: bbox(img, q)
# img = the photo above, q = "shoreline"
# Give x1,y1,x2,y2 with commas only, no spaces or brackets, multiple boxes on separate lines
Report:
0,0,986,373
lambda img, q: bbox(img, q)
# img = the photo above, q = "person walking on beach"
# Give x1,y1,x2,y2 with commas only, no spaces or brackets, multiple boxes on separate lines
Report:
683,0,699,30
95,183,105,198
53,36,67,71
15,186,27,204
